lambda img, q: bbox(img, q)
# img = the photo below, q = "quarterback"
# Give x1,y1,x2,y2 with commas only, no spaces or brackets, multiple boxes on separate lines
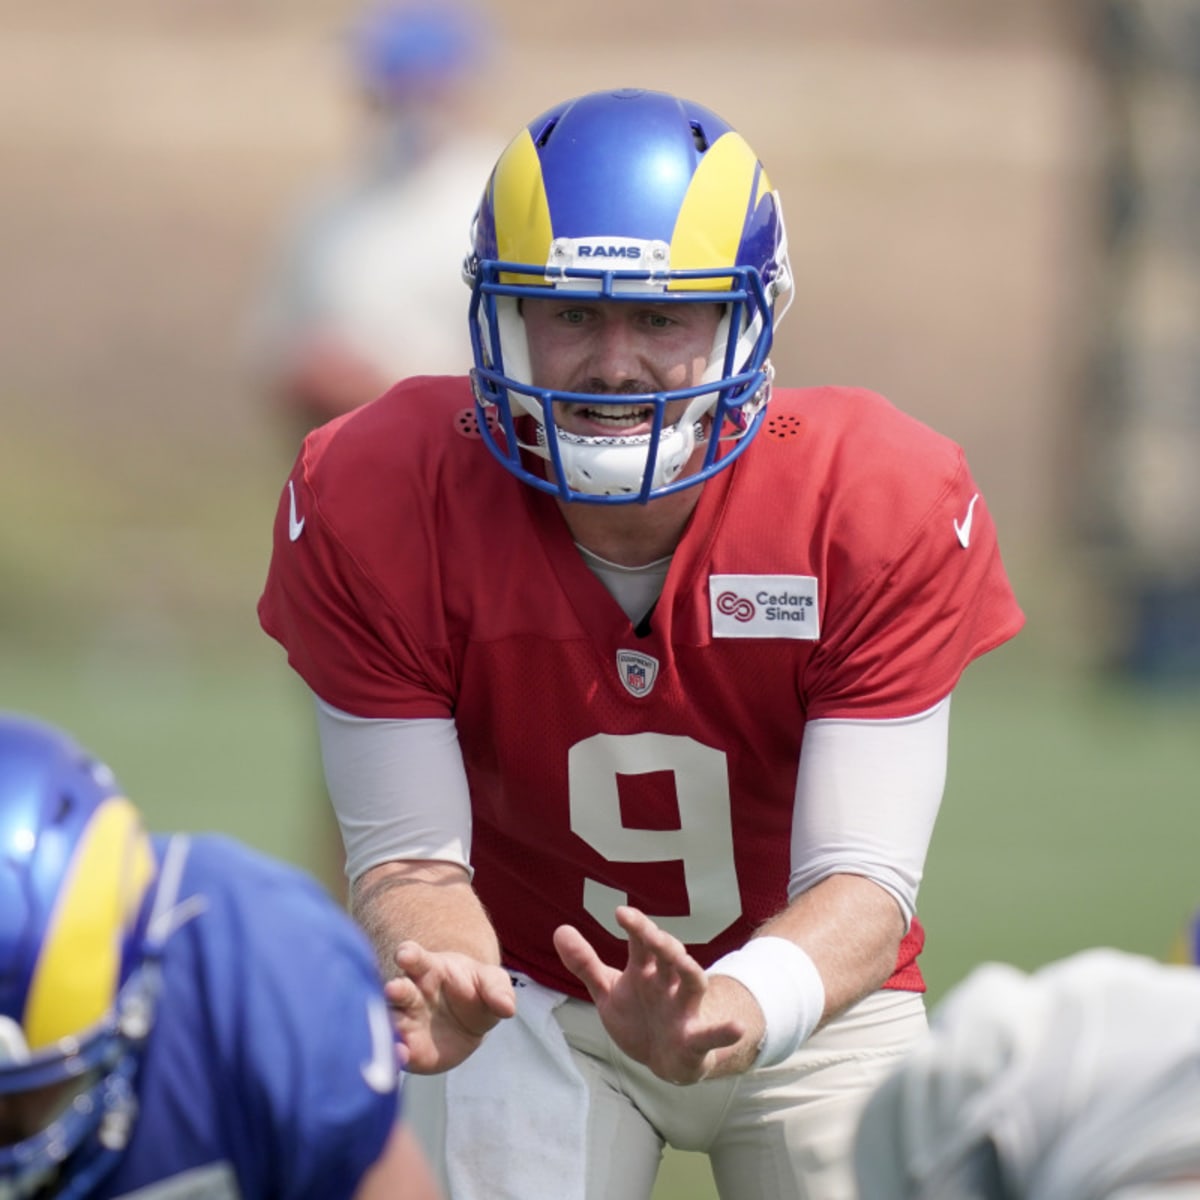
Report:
259,87,1024,1199
0,714,441,1200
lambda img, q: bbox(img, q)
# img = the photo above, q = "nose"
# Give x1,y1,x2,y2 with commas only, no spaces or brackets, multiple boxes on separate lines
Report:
585,310,645,391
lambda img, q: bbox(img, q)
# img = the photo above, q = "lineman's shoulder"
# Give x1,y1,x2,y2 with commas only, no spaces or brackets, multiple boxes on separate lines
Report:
144,834,396,1198
159,833,377,976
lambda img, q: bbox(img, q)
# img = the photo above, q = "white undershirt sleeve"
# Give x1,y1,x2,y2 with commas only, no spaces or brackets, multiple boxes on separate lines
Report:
314,694,473,885
789,696,951,928
315,689,949,918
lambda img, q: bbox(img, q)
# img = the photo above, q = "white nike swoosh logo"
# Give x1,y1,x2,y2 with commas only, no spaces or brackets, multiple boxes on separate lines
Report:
954,493,980,549
360,995,398,1094
287,480,306,542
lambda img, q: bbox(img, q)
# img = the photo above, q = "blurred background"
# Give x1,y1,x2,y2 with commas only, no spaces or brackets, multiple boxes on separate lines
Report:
2,1,1197,1194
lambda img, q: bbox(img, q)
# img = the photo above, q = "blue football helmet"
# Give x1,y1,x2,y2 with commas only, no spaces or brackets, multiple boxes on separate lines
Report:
465,87,794,504
0,715,159,1199
349,1,483,103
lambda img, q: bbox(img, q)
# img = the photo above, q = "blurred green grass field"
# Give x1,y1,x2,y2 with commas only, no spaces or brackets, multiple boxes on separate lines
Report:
2,636,1196,1199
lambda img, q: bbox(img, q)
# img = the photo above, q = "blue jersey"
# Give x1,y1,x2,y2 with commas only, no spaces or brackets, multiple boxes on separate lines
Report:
90,834,398,1200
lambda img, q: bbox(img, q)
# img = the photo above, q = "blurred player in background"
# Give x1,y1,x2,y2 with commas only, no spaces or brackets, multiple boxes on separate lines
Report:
853,947,1200,1198
1075,0,1200,687
260,87,1024,1198
248,0,501,897
249,0,500,447
0,713,442,1200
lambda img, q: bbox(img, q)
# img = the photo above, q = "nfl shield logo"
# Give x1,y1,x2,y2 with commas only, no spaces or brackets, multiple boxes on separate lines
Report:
616,649,659,698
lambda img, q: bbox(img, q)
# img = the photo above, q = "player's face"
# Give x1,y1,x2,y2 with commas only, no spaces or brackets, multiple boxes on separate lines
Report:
521,298,722,439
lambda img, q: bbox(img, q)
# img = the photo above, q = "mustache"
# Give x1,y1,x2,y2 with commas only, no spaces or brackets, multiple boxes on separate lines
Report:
574,379,657,397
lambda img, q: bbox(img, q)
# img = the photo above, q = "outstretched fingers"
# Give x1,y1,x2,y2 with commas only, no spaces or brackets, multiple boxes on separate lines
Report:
554,923,621,1002
478,966,519,1020
616,906,706,996
382,943,517,1073
553,907,748,1083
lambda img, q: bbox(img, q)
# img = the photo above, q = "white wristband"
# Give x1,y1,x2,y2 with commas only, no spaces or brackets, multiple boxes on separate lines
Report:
707,937,825,1068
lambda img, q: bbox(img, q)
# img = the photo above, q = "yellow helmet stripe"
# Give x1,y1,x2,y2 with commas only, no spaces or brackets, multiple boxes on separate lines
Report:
24,796,156,1049
492,130,553,286
1169,920,1199,965
670,132,769,291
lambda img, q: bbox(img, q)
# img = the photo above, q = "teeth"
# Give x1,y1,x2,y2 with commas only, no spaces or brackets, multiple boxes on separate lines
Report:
585,405,651,422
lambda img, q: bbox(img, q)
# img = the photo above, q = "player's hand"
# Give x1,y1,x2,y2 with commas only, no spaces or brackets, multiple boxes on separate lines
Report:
384,942,516,1074
553,906,751,1085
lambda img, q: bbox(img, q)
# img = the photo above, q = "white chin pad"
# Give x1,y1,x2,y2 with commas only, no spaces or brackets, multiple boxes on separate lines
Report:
549,423,700,496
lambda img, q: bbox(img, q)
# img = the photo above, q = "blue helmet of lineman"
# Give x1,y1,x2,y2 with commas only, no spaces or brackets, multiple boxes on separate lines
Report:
465,87,794,504
1170,907,1200,966
0,715,159,1198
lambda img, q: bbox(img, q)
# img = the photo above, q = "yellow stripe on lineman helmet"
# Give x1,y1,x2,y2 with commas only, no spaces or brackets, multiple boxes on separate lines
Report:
24,795,156,1050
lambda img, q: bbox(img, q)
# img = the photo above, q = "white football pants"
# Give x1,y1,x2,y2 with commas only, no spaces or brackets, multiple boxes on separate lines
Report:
403,983,926,1200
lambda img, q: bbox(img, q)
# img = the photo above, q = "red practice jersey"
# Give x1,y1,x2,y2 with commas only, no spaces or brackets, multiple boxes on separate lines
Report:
260,377,1024,998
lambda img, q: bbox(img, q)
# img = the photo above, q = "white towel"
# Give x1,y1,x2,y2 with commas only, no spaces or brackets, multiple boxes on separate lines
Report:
444,973,589,1200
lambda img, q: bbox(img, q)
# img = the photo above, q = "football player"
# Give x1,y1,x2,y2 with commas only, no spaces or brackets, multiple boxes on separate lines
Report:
0,713,442,1200
259,87,1025,1198
246,0,501,903
248,0,498,447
